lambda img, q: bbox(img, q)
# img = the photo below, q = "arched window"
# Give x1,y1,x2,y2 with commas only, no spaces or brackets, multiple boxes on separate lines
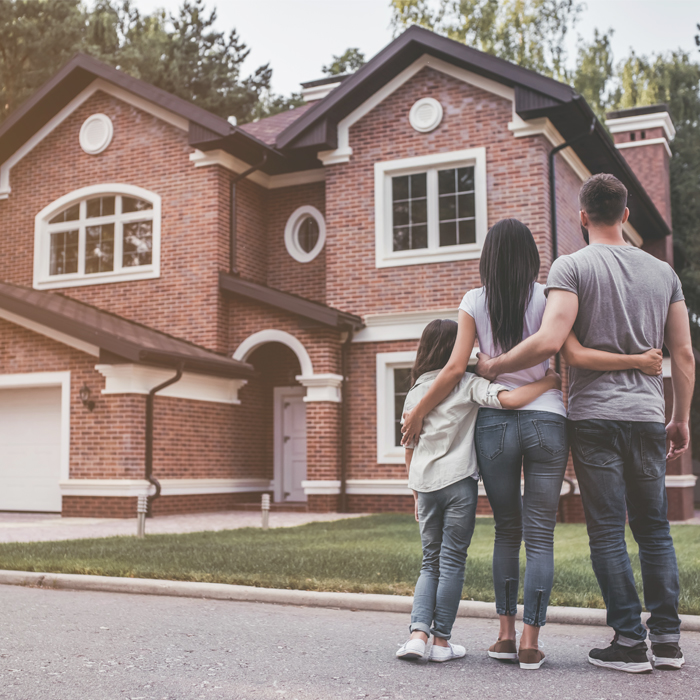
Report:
34,184,161,289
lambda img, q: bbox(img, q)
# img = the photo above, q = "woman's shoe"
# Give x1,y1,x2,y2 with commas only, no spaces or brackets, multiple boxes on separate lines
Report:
396,638,426,660
519,645,546,669
429,641,466,662
488,639,518,661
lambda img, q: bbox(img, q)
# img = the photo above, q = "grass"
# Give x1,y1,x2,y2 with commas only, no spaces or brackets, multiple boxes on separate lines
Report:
1,515,699,614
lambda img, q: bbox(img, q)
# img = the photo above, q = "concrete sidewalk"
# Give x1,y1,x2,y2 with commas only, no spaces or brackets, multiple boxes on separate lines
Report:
0,510,368,543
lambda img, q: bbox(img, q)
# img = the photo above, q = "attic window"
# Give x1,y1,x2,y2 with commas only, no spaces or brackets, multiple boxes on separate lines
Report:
34,185,161,290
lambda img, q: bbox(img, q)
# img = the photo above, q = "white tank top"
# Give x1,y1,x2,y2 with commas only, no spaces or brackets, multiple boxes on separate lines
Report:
459,283,566,416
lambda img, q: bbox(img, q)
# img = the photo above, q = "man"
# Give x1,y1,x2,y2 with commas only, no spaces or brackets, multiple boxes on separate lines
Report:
475,174,695,673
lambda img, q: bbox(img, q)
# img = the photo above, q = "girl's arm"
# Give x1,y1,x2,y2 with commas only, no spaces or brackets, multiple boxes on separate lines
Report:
498,369,561,410
561,331,662,375
401,310,476,446
405,449,419,522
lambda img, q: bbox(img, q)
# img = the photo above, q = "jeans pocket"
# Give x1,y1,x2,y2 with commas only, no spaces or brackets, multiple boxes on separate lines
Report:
640,425,667,478
533,419,568,456
574,428,618,466
477,423,507,460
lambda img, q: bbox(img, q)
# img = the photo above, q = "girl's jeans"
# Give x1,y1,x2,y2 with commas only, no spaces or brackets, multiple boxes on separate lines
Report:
476,409,568,627
410,477,478,640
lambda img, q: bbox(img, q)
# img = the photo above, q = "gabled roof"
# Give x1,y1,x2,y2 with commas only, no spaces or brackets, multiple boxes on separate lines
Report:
0,282,254,379
239,104,314,146
275,25,671,242
219,273,363,330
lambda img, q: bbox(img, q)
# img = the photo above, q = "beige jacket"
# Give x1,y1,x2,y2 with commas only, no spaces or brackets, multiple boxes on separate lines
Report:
402,370,505,493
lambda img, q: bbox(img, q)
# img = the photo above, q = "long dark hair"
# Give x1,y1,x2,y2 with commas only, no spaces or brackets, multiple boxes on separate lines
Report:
411,319,458,384
480,219,540,353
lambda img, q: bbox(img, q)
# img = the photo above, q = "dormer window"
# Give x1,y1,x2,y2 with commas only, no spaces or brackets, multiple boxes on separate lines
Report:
34,185,161,290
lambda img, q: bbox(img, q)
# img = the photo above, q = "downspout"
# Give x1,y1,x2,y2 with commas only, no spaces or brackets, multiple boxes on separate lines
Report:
548,117,595,371
230,153,268,275
145,363,185,515
339,327,355,513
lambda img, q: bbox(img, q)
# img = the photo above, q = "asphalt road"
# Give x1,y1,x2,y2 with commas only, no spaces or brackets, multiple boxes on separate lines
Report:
1,585,698,700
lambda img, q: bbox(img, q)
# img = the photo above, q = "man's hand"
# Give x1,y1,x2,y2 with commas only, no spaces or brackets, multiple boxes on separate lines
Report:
637,348,663,376
666,420,690,461
401,408,423,446
545,368,562,391
475,352,499,381
413,491,419,522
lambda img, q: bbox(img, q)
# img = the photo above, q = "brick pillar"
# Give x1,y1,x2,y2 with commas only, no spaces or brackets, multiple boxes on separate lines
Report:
305,401,342,512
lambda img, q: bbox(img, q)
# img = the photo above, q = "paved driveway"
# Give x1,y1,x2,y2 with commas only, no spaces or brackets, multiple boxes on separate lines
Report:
0,584,698,700
0,511,367,544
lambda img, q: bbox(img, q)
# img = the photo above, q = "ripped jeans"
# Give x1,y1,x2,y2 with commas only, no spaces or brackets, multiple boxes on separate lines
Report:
476,409,568,627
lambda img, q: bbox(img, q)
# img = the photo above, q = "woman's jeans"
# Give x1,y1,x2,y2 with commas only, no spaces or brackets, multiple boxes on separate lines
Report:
476,409,568,627
410,477,478,640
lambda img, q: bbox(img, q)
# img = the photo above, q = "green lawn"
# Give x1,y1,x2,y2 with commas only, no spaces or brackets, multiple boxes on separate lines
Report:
1,515,699,614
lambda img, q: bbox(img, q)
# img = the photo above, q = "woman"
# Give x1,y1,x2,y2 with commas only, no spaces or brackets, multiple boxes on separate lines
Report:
401,219,662,670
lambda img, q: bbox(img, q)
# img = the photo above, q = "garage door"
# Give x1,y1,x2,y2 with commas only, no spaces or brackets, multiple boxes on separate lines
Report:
0,386,62,512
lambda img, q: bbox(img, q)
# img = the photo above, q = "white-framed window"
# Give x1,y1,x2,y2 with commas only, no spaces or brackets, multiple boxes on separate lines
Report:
376,351,416,464
33,184,161,290
374,147,488,268
284,205,326,263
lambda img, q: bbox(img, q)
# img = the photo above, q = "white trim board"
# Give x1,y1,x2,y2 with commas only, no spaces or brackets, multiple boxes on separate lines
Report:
353,308,459,343
606,112,676,141
0,78,188,199
59,478,272,498
0,371,71,482
233,329,314,377
95,364,247,404
616,137,672,159
189,150,325,190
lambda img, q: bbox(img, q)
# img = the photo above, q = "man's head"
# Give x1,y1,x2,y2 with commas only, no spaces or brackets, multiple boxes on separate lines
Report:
579,174,629,243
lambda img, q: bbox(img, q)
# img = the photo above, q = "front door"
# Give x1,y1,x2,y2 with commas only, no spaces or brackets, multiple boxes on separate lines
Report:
274,387,307,502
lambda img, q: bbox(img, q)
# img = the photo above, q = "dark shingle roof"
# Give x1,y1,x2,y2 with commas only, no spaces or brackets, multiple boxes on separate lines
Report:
239,104,315,146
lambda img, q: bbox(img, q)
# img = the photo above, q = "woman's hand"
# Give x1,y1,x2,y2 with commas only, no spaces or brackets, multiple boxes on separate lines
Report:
413,491,419,522
401,407,424,446
545,367,562,391
636,348,663,376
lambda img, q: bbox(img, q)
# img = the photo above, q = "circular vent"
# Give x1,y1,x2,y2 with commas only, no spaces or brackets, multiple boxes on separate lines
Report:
409,98,443,133
79,114,113,155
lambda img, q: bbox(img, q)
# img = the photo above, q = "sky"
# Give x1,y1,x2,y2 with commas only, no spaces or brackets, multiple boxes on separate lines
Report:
135,0,699,97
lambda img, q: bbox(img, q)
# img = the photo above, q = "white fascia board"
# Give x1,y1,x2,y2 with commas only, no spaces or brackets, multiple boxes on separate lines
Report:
0,78,188,199
319,54,516,166
353,308,458,343
622,220,644,247
189,149,325,189
95,364,247,404
606,112,675,141
0,307,100,356
616,137,673,158
302,83,342,102
59,478,271,498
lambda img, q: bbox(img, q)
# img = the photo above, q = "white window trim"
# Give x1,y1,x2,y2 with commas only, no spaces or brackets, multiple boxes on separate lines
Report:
33,183,161,290
0,371,71,482
376,351,416,464
284,205,326,263
374,147,488,268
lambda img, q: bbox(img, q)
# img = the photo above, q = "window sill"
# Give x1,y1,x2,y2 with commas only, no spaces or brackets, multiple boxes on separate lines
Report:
377,450,407,465
33,267,159,290
376,244,482,269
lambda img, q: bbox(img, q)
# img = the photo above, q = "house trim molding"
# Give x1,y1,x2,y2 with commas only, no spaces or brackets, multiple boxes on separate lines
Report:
233,329,314,377
606,112,676,141
353,308,459,343
616,137,673,159
59,477,271,498
296,373,344,403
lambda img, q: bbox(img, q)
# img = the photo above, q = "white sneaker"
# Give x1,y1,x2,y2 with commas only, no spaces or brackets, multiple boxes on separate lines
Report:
429,641,466,662
396,638,426,660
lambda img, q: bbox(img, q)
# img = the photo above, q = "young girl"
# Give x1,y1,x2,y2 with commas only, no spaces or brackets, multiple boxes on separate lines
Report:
396,318,561,662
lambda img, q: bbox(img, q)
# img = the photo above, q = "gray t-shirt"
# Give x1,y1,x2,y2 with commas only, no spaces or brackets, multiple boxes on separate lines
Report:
546,244,684,422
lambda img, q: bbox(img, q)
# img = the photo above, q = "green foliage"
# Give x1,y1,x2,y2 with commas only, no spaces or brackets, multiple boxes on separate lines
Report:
572,28,615,120
1,515,699,613
322,48,366,76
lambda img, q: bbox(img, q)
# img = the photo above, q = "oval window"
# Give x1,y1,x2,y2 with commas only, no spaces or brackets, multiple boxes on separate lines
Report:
284,206,326,263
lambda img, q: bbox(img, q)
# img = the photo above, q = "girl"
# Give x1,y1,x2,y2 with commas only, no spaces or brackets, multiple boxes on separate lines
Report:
396,318,561,662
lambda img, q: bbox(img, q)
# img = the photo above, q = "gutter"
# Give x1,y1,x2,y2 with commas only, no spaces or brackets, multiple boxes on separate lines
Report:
339,327,355,512
230,154,268,275
145,363,185,515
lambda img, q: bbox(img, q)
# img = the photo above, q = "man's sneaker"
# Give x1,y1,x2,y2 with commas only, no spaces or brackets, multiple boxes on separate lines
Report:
519,647,545,670
652,642,685,669
429,641,466,663
588,637,652,673
488,638,518,661
396,638,425,660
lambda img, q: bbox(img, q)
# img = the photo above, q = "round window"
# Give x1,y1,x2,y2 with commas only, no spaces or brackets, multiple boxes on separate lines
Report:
284,206,326,263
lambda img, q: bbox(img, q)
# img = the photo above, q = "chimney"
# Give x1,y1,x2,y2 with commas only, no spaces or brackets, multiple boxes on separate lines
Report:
605,104,675,263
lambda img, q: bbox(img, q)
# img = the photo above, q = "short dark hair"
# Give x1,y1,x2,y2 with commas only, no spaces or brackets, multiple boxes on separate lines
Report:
411,319,457,384
579,174,628,225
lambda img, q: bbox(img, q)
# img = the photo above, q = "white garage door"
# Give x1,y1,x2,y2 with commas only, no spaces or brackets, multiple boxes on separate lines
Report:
0,386,62,512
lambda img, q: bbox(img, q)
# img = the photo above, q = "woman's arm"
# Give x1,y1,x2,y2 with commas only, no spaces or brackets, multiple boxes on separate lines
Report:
400,310,477,446
497,369,562,410
561,331,662,375
405,449,419,522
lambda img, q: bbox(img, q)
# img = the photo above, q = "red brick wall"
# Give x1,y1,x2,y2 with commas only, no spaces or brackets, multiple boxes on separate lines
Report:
234,178,268,283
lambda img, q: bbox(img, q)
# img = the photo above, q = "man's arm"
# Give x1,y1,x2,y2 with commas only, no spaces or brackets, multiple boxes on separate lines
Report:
476,290,579,381
664,301,695,460
561,331,663,375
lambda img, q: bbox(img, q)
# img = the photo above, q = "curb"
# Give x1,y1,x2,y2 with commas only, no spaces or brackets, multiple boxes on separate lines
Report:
1,570,699,632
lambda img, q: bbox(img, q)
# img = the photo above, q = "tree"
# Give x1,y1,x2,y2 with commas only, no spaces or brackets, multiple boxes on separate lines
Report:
323,48,366,76
573,28,615,121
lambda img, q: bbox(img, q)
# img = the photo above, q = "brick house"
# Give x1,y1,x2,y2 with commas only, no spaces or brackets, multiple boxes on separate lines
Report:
0,27,694,520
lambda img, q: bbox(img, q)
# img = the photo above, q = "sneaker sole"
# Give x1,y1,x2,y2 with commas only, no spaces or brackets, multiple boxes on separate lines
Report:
588,657,652,674
488,651,519,661
653,654,685,669
396,651,424,660
520,659,545,670
429,651,466,663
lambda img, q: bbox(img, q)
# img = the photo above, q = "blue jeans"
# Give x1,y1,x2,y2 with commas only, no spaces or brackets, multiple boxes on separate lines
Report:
410,478,478,639
476,409,568,627
570,419,681,645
